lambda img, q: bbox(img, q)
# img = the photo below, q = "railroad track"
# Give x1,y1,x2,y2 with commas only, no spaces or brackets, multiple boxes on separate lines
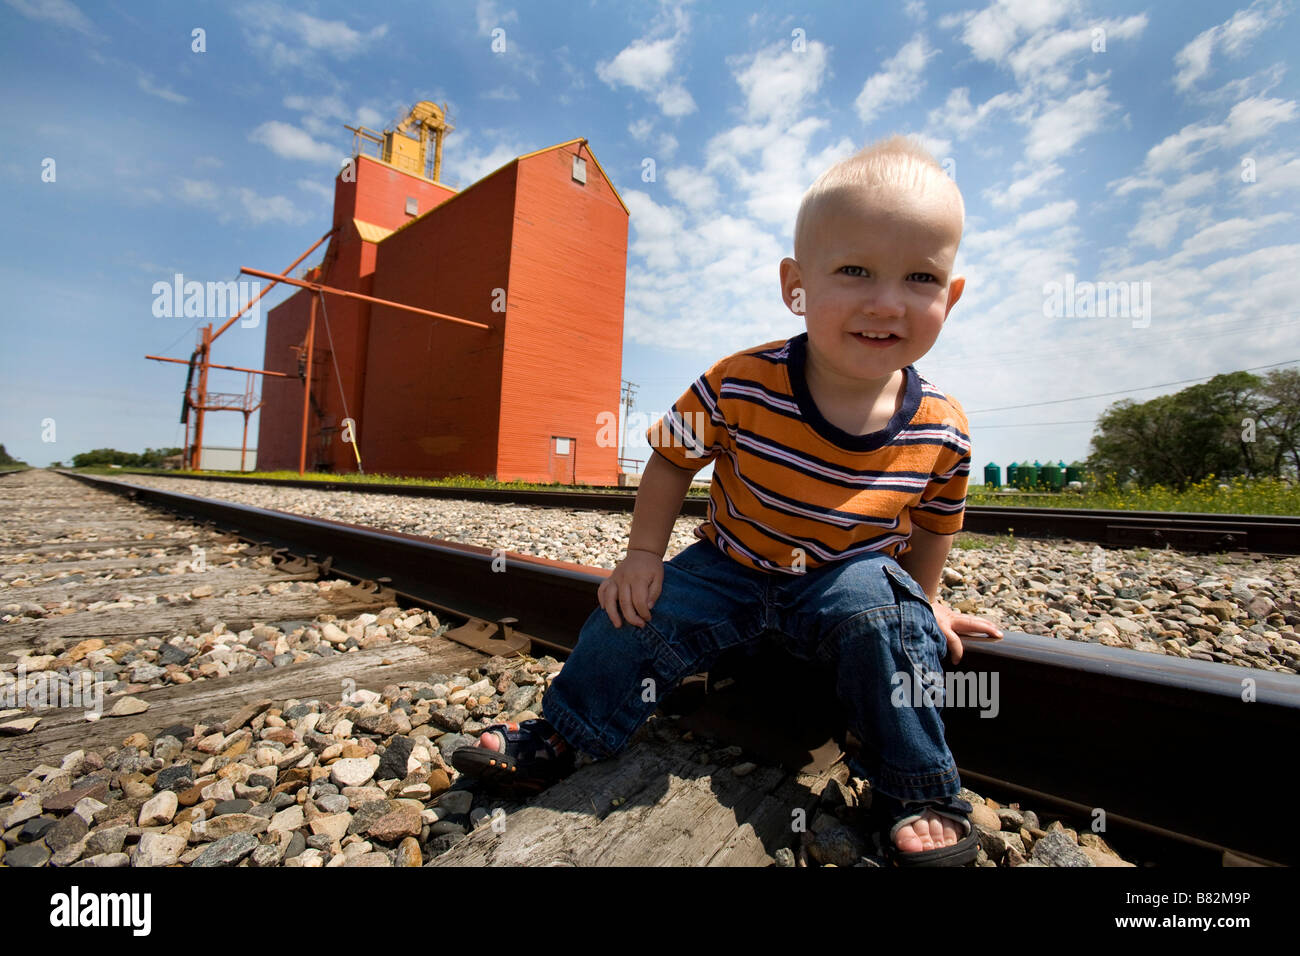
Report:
104,469,1300,556
0,469,1282,867
0,470,1294,868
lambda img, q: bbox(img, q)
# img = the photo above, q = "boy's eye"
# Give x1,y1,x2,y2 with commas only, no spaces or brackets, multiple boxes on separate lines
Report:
908,273,938,283
839,266,869,276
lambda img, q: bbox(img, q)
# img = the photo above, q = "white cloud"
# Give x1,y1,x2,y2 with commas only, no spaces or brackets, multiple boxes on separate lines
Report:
1178,212,1292,259
439,132,527,188
4,0,93,35
1174,0,1287,92
732,39,829,124
237,3,388,70
1024,86,1116,162
174,178,307,226
663,166,718,212
943,0,1076,64
297,178,334,203
249,121,339,164
137,73,188,104
1004,15,1146,91
928,86,1024,140
235,188,306,226
1014,200,1077,232
481,86,519,101
983,162,1063,209
596,10,696,118
474,0,517,35
855,36,937,124
1222,95,1298,144
177,179,220,204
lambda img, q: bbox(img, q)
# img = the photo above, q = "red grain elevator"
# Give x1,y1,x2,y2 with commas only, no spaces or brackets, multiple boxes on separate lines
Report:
257,130,629,485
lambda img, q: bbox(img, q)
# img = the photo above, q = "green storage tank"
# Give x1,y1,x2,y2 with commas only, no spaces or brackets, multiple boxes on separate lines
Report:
1065,463,1082,484
1041,459,1063,490
1007,462,1020,488
984,461,1001,488
1019,460,1039,490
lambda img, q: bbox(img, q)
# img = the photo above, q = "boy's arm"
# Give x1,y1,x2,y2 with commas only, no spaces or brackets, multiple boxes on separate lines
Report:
898,526,1003,662
895,524,952,602
627,451,700,557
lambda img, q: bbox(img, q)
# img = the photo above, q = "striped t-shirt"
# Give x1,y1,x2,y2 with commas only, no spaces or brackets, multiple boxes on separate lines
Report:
644,331,972,575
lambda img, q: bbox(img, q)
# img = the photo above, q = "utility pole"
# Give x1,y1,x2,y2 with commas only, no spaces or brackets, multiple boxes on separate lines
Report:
619,379,637,469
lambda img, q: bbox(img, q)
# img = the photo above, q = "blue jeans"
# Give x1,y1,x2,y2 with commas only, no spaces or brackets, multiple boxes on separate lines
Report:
541,539,962,803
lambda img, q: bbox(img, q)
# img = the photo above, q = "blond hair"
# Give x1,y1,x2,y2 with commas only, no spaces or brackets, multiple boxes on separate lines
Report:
793,135,964,262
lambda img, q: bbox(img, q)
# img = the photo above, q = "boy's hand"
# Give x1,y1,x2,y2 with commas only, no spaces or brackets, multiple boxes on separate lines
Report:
931,599,1003,665
598,549,664,629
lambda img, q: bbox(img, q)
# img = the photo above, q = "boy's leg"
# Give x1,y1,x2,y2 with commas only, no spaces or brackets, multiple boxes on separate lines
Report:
541,541,771,761
774,552,961,803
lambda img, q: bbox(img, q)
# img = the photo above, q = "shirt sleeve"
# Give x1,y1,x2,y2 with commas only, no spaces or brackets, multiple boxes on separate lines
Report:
643,358,730,471
909,401,971,535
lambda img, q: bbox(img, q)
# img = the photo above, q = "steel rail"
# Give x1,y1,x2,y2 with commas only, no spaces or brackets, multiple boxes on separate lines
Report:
63,471,1300,865
101,469,1300,555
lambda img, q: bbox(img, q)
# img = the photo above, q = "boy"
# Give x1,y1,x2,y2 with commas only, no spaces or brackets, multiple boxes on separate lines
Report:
453,135,1004,866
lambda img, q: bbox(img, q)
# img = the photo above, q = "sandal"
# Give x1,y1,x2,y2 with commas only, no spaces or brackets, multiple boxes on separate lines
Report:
868,790,981,867
450,719,576,797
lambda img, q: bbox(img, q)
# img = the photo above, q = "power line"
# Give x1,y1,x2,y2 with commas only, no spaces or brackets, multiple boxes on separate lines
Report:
926,310,1300,370
967,359,1300,414
975,418,1097,429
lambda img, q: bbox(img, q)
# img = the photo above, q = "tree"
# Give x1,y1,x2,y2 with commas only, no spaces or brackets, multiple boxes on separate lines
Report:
1085,367,1300,488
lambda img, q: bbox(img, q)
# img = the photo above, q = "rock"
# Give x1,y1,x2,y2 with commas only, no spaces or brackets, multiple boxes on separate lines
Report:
1030,829,1094,867
20,816,57,843
976,826,1024,861
309,812,352,843
330,757,378,789
368,806,422,843
72,798,108,825
807,822,868,867
222,699,273,734
192,832,260,867
212,799,254,817
3,797,44,829
968,802,1001,831
108,697,149,717
996,807,1024,830
377,736,414,782
316,794,350,814
395,836,422,867
435,790,473,816
0,717,42,735
138,791,179,827
131,832,187,867
1079,845,1135,867
84,826,127,856
72,852,130,867
774,847,796,867
426,768,452,797
155,764,194,792
196,813,268,840
5,841,51,867
43,781,109,812
268,806,304,833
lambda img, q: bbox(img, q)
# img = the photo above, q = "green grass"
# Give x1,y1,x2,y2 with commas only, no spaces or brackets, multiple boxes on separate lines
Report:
969,474,1299,516
0,464,29,474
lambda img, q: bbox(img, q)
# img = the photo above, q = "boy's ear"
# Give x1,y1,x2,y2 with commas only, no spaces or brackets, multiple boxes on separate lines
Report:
944,276,965,317
779,257,804,315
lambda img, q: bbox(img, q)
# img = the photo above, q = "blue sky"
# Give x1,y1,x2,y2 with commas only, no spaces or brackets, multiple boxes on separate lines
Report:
2,0,1298,482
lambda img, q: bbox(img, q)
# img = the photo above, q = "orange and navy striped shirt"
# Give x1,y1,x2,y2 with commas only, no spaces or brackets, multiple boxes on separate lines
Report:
644,331,972,575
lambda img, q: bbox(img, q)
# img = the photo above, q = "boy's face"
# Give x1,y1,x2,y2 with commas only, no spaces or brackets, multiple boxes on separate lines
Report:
780,180,965,390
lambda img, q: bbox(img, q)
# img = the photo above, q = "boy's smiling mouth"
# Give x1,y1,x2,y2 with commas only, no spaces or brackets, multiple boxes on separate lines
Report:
850,330,900,346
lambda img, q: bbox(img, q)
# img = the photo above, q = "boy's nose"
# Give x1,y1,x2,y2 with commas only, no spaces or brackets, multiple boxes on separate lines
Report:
861,285,906,319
